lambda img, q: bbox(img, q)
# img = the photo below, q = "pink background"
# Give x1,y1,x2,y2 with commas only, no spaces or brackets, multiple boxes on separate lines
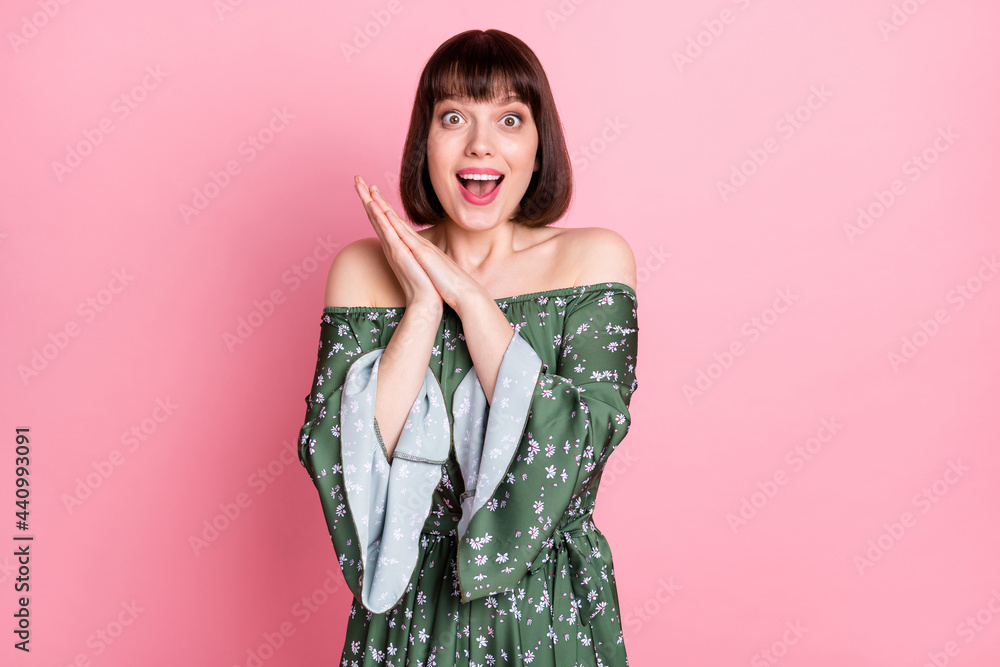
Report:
4,1,1000,665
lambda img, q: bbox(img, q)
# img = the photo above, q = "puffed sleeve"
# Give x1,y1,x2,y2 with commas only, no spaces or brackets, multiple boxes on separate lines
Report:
453,286,639,602
297,308,450,614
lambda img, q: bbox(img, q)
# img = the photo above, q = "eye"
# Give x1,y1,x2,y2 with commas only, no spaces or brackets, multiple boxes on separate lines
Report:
442,111,462,125
502,114,523,128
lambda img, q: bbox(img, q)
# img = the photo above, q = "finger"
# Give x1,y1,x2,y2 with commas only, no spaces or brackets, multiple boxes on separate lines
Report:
364,199,392,249
358,179,428,275
367,185,406,235
370,186,417,241
371,197,427,271
356,178,393,230
357,181,396,251
356,176,388,213
355,179,376,208
356,184,382,229
360,182,410,246
370,195,413,258
368,201,402,254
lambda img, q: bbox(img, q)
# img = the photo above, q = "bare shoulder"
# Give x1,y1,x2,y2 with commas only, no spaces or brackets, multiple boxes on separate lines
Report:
568,227,637,291
323,237,384,308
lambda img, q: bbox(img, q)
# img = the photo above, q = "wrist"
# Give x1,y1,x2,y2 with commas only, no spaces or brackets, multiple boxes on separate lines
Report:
406,297,444,322
454,281,491,319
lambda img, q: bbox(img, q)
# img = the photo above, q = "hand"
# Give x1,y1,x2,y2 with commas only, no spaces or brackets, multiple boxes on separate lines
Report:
354,175,440,309
356,176,483,312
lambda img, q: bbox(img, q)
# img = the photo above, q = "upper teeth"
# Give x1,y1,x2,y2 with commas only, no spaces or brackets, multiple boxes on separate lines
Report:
458,173,501,180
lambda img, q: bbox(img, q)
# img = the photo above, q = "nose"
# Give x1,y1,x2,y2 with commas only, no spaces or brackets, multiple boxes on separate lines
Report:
465,121,495,158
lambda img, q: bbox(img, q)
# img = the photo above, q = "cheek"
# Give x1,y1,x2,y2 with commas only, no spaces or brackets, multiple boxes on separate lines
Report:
425,150,443,183
513,136,538,166
426,139,450,175
514,145,539,179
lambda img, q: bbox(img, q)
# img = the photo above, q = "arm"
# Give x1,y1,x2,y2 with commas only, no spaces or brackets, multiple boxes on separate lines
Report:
373,299,443,460
453,283,640,604
302,245,451,615
324,240,443,462
452,231,639,602
299,306,450,615
454,283,515,406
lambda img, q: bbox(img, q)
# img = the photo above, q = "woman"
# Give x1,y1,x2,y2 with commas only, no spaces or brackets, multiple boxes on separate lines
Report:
298,29,639,666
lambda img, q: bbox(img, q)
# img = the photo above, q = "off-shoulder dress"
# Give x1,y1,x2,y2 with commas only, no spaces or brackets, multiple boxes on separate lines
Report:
297,282,639,667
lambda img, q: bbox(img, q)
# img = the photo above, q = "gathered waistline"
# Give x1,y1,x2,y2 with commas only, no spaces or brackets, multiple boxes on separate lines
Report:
420,511,597,539
420,513,612,625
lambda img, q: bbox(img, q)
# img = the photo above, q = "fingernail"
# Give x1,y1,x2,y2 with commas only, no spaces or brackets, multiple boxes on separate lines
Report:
372,185,382,196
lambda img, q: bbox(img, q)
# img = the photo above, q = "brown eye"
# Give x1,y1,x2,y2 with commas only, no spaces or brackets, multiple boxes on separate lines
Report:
503,114,522,128
443,112,461,124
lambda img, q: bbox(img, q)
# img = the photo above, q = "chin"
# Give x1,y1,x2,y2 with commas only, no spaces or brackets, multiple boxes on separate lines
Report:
442,202,507,224
447,215,501,230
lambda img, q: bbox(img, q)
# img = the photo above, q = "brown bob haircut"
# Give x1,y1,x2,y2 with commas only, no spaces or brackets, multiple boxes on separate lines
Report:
399,29,573,228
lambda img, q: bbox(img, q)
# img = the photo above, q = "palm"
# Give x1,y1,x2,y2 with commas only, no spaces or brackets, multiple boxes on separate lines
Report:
354,176,441,307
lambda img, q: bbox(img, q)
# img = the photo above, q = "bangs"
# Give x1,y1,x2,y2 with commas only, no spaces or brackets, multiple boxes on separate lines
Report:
423,40,541,114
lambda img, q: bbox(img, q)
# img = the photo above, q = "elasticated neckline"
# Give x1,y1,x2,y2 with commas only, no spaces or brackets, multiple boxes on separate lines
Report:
321,281,636,313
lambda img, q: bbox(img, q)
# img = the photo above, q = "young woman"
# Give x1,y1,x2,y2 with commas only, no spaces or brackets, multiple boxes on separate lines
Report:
298,29,639,666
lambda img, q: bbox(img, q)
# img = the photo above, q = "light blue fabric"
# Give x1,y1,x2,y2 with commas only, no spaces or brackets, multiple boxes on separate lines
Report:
454,331,542,544
340,347,450,613
337,329,542,612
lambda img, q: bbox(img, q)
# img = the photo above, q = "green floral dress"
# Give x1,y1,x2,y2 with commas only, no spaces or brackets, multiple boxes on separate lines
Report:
297,281,639,667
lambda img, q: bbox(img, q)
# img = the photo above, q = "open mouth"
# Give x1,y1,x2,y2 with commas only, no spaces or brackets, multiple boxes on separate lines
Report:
456,173,504,197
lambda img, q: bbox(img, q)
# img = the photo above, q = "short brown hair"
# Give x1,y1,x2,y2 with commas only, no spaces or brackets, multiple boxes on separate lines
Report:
399,29,573,228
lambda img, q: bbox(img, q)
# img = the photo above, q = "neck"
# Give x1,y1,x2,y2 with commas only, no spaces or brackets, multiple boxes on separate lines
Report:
429,219,526,278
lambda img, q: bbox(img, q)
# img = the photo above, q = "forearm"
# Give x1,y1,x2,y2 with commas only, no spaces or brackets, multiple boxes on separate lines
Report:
374,299,443,460
455,284,515,406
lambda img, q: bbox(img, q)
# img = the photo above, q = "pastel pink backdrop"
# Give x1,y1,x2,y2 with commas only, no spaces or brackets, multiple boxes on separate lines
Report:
4,1,999,665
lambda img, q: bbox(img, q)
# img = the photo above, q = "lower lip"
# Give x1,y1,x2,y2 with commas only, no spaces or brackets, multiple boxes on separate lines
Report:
457,175,503,205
